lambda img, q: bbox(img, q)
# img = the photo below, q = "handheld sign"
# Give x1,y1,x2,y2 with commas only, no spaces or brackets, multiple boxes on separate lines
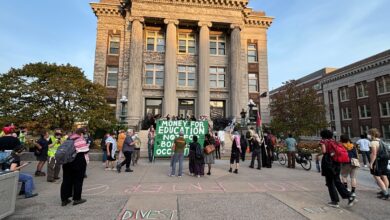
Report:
153,120,209,157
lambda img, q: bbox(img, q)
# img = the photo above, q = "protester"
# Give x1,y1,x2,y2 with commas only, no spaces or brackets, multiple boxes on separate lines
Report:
148,126,155,162
356,134,371,168
117,130,126,162
189,135,204,177
340,135,359,197
203,134,216,175
34,130,49,176
132,132,141,166
170,130,186,177
320,129,355,208
218,129,225,155
61,128,89,206
0,124,20,151
240,134,248,161
2,145,38,199
285,134,297,169
368,128,389,200
117,129,135,173
101,133,109,168
263,131,274,168
214,132,221,159
19,127,27,145
249,134,261,170
229,128,241,174
105,132,117,171
47,129,65,182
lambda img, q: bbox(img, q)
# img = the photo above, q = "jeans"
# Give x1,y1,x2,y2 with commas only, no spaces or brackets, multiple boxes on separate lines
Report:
148,141,154,162
171,153,184,176
47,157,61,181
361,151,371,165
250,150,261,168
102,150,107,163
19,173,35,197
287,151,296,168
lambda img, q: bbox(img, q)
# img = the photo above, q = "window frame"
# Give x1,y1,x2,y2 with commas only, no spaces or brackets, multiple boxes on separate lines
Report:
358,105,371,119
177,65,196,88
106,66,119,88
209,35,226,56
178,32,196,54
108,35,120,55
356,82,368,98
247,44,258,63
339,87,350,102
328,91,333,104
383,124,390,140
380,101,390,117
248,73,258,92
341,107,352,120
377,75,390,94
209,67,226,89
146,31,165,52
144,64,164,86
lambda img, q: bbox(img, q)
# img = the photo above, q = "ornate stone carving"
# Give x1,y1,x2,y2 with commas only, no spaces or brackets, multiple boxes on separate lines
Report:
91,3,121,17
164,19,179,25
134,0,248,10
198,21,212,28
129,16,145,22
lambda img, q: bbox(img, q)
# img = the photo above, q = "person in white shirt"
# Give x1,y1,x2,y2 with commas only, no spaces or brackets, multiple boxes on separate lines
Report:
356,134,371,167
218,130,225,155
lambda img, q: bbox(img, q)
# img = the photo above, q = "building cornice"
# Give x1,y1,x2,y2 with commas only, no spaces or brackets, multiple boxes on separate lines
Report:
133,0,248,10
321,50,390,85
243,8,273,28
90,3,121,17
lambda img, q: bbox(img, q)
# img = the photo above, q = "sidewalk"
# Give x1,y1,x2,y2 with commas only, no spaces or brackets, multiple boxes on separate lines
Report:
6,159,390,220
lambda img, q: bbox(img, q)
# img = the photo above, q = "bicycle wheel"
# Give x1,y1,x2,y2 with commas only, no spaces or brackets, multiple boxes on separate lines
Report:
278,153,287,165
300,158,312,171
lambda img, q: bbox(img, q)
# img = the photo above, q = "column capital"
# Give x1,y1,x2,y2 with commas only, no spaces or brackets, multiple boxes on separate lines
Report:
198,21,212,28
129,16,144,22
230,23,242,30
164,19,179,25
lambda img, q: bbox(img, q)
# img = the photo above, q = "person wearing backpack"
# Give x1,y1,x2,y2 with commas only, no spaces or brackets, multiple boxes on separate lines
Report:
368,128,389,200
214,132,221,159
320,129,355,208
61,128,89,206
340,135,359,197
189,135,204,177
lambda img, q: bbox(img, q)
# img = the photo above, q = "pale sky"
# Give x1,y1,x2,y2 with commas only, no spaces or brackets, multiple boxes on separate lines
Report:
1,0,389,90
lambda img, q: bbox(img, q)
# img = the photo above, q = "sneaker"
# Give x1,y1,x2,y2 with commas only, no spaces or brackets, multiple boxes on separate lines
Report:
257,167,261,170
207,172,211,175
168,174,174,177
178,175,182,178
249,166,254,168
327,202,339,208
348,196,355,207
351,192,356,197
233,169,238,174
116,164,121,173
364,165,368,168
34,171,41,177
197,175,200,178
229,168,232,173
125,169,133,172
39,172,46,176
61,199,72,206
73,199,87,206
25,193,38,199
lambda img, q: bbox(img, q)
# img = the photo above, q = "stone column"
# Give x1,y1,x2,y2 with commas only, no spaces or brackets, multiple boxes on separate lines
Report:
163,19,179,116
198,21,212,118
127,17,144,127
230,24,242,118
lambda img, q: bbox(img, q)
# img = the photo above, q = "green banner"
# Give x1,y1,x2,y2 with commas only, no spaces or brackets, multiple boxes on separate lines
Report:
154,120,209,157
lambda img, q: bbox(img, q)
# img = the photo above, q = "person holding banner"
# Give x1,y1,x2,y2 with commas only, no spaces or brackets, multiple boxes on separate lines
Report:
169,130,186,177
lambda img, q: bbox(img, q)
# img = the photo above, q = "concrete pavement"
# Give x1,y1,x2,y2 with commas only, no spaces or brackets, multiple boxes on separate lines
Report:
5,158,390,220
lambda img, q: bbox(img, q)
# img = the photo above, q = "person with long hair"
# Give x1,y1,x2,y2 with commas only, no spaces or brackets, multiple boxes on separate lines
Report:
203,134,216,175
340,135,359,197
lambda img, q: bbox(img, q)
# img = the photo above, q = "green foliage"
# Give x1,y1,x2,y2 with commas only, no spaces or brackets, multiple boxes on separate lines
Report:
0,62,117,132
269,80,328,137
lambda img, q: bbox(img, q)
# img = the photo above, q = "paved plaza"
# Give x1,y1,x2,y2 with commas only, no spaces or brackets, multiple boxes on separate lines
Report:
6,158,390,220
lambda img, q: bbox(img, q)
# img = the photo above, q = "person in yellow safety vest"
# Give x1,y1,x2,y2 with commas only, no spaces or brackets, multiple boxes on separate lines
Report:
19,127,27,145
47,129,66,182
0,130,5,137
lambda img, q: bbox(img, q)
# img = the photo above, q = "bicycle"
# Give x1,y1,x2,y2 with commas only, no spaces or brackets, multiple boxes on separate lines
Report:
278,150,312,171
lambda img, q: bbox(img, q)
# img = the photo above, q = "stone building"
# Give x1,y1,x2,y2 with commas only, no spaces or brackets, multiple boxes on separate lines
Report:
90,0,273,128
271,50,390,140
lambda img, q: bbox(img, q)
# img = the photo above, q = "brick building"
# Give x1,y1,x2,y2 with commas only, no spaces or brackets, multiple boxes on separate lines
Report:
90,0,273,128
270,50,390,140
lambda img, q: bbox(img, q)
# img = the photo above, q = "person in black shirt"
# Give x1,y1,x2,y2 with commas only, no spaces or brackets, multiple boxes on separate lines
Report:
34,131,49,176
0,126,21,151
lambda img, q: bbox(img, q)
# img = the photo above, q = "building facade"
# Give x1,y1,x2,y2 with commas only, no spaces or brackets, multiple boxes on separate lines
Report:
90,0,273,128
270,50,390,141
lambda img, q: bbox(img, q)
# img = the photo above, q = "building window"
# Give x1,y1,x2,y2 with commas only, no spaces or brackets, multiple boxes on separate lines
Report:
377,75,390,94
360,125,370,135
248,73,258,92
145,64,164,86
247,44,258,63
356,82,368,98
339,87,350,102
210,101,225,120
108,35,120,55
328,91,333,104
146,31,165,52
341,107,352,120
342,126,352,138
330,109,335,121
210,67,226,88
178,33,196,54
178,65,196,87
210,35,226,55
380,102,390,117
106,66,118,87
383,125,390,140
145,98,162,117
358,105,371,118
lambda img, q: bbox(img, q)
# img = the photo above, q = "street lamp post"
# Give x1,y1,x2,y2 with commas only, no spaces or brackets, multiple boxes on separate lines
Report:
120,96,128,125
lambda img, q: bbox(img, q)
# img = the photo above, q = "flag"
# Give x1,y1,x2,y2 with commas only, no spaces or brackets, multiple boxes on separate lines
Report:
256,111,262,128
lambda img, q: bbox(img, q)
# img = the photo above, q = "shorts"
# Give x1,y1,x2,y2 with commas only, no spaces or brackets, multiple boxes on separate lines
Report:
36,154,48,162
340,163,357,179
370,159,389,176
230,151,240,164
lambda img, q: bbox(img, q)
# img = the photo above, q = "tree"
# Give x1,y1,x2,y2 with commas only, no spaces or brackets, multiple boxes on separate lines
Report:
269,80,328,137
0,62,117,132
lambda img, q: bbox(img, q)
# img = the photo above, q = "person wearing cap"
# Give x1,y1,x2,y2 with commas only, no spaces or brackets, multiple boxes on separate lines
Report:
170,130,186,177
0,124,21,151
47,129,66,182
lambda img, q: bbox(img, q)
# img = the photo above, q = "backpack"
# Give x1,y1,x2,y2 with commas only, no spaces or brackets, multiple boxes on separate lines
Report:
195,143,203,159
55,139,77,165
327,140,350,163
377,140,390,161
215,137,221,147
269,134,277,146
